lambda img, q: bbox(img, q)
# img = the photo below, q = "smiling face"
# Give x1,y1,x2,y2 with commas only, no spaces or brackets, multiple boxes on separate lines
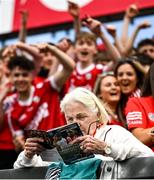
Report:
40,51,58,70
11,67,32,94
75,38,97,64
99,76,121,105
64,101,98,135
116,64,137,95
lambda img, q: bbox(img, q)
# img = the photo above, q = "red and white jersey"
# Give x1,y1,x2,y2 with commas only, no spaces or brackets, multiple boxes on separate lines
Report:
108,115,123,127
0,78,66,150
66,63,105,92
125,96,154,151
130,88,141,98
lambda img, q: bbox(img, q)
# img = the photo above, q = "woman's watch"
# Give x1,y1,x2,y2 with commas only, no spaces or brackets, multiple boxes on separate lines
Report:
104,143,112,155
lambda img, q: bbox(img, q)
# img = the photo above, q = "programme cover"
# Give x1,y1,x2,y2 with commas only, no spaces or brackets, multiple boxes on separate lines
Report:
25,123,94,164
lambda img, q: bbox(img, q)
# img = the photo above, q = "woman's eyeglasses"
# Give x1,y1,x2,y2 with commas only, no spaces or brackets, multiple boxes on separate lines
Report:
87,120,100,135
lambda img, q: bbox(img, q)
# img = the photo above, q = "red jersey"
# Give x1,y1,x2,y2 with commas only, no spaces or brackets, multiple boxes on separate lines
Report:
66,63,105,92
0,78,66,150
125,96,154,151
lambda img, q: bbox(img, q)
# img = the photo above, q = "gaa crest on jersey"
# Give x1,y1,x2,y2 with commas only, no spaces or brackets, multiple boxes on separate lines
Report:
85,73,92,80
148,113,154,121
36,82,43,89
33,96,40,103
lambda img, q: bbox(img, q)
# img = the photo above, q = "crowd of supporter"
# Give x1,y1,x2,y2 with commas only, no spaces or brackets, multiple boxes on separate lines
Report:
0,1,154,170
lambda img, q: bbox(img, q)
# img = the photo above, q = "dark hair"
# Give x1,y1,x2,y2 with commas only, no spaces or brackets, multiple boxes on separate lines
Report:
8,55,35,71
131,53,154,65
142,62,154,97
137,38,154,50
114,58,144,90
114,58,145,128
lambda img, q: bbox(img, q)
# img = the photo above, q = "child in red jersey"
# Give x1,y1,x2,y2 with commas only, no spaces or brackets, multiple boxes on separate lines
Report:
0,43,75,169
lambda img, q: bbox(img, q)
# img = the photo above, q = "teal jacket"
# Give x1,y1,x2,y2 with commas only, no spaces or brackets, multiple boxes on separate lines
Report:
46,158,102,179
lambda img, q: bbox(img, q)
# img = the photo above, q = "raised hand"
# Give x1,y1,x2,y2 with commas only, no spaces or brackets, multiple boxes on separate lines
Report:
57,39,71,52
105,25,117,38
126,4,139,19
36,43,49,53
137,21,151,29
83,16,102,37
13,135,25,152
19,10,29,24
68,0,80,18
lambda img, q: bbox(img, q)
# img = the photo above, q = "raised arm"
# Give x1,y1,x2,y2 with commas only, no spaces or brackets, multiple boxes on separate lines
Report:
68,0,81,36
123,21,151,56
16,42,42,76
18,10,28,43
105,25,125,57
83,17,121,69
38,43,75,90
133,60,149,75
120,4,139,47
107,20,151,57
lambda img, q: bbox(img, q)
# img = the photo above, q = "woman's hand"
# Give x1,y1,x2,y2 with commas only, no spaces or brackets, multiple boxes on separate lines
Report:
24,137,45,159
13,135,25,152
73,135,107,155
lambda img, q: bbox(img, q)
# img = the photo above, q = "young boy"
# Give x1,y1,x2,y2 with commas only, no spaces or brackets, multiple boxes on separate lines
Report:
137,39,154,60
66,27,120,92
65,32,104,92
0,43,75,169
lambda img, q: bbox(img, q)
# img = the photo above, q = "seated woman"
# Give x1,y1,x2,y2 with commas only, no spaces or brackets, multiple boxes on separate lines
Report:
14,87,153,170
125,62,154,152
93,72,123,126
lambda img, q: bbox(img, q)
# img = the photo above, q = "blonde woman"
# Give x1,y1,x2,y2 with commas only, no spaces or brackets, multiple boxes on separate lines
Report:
14,88,153,170
93,72,123,126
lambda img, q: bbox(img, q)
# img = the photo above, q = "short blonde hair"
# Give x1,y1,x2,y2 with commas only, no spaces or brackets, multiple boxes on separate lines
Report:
60,87,109,125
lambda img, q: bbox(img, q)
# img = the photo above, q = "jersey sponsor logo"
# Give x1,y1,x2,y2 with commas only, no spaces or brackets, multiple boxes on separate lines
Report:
127,120,142,125
126,112,143,125
148,113,154,122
